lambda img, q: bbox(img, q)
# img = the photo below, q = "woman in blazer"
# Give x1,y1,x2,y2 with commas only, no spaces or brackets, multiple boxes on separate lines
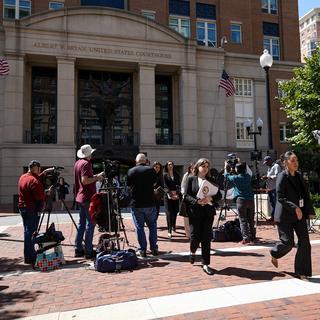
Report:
184,158,221,275
163,161,181,238
270,151,315,279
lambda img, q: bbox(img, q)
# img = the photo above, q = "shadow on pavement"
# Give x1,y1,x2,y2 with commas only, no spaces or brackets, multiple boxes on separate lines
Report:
0,283,45,320
213,250,265,257
216,267,285,280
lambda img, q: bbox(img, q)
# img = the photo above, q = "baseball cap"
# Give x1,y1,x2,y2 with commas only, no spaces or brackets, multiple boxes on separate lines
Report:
28,160,41,169
263,156,272,164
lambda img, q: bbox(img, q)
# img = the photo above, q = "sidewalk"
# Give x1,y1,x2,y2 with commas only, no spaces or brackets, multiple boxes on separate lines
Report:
1,212,320,320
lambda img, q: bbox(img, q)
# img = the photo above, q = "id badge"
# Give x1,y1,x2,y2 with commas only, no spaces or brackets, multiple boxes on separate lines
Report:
299,198,304,208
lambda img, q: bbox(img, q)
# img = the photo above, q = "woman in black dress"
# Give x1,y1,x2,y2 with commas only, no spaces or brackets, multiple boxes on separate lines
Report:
163,161,181,239
184,158,221,275
153,161,164,218
270,151,315,279
57,177,70,210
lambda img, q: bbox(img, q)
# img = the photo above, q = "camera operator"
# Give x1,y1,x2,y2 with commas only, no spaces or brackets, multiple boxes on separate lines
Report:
74,144,104,259
224,161,255,244
18,160,54,265
261,156,282,222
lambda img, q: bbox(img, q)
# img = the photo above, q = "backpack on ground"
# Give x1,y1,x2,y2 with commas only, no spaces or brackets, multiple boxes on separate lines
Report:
95,249,138,273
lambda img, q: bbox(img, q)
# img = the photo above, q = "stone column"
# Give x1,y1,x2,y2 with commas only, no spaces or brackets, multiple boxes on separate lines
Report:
57,57,75,145
138,63,156,145
180,67,198,145
3,54,25,143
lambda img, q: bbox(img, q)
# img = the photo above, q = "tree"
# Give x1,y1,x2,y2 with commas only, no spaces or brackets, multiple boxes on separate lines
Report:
278,47,320,149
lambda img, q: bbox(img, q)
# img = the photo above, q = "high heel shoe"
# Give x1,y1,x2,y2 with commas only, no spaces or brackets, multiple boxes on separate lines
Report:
190,254,195,264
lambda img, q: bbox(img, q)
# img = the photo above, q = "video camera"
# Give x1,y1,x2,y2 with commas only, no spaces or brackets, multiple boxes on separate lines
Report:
103,160,119,180
225,153,239,174
44,166,64,189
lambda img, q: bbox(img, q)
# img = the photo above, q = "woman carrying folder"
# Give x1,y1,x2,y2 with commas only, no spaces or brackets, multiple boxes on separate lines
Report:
184,158,221,275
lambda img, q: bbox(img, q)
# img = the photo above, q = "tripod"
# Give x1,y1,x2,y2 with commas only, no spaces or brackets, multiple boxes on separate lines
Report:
98,178,130,249
215,178,238,228
37,186,79,233
253,166,268,227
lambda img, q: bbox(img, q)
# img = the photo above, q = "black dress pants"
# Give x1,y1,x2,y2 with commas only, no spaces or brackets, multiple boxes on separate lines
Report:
189,210,214,265
164,198,179,233
270,218,312,277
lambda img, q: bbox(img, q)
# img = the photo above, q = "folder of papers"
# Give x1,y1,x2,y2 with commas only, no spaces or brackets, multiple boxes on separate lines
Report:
196,180,219,199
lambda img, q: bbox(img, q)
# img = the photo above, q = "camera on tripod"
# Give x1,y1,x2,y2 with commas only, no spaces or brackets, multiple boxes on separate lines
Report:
102,160,119,180
225,153,239,174
44,166,64,189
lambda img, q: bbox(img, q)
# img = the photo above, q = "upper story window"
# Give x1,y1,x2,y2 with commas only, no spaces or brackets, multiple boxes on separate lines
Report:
142,10,155,20
231,23,242,44
196,2,216,20
263,22,280,60
261,0,278,15
169,16,190,38
280,122,292,143
308,41,318,57
197,21,216,47
49,2,64,10
169,0,190,17
80,0,125,10
3,0,31,19
234,78,253,97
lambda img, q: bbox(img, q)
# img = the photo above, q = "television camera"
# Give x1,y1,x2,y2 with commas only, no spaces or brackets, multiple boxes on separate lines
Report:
225,153,239,174
43,166,65,189
102,160,120,181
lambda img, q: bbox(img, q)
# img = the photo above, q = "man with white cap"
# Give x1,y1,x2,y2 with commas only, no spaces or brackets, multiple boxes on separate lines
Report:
74,144,104,259
127,153,158,257
261,155,282,222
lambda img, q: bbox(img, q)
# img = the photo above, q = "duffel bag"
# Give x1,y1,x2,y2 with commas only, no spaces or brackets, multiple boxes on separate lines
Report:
95,249,138,273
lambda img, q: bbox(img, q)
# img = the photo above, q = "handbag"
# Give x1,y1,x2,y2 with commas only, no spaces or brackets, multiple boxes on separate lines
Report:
178,196,188,217
35,251,62,271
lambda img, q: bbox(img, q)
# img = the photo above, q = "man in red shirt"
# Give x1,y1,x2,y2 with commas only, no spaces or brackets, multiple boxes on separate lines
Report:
74,144,104,259
18,160,53,264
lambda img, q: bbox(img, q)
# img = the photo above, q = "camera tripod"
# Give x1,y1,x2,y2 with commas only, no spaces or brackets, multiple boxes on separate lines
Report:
98,178,130,250
37,186,79,233
253,168,269,226
215,179,238,228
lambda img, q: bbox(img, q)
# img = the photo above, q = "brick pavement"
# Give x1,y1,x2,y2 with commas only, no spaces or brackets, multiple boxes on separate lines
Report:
1,212,320,320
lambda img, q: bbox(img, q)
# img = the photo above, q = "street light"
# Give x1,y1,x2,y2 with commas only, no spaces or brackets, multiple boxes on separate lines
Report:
244,117,263,158
260,49,273,150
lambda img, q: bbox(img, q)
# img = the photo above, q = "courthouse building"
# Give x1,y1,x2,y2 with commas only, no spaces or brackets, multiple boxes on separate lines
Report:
0,0,300,204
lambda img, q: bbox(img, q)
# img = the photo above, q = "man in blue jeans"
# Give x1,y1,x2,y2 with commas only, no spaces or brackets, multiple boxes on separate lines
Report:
18,160,53,265
127,153,158,257
74,144,104,259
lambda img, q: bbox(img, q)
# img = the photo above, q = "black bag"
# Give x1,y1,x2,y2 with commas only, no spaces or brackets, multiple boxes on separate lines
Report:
212,219,243,242
212,226,229,242
178,196,188,217
95,249,138,273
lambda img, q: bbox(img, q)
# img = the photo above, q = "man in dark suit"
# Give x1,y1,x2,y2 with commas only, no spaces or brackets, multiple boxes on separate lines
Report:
270,151,315,279
127,153,158,257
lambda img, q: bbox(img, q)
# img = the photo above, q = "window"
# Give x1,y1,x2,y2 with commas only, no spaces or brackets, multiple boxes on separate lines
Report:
31,67,57,144
196,3,216,20
308,41,318,57
197,21,216,47
236,120,253,141
169,0,190,16
80,0,125,9
155,76,173,145
3,0,31,19
261,0,278,14
49,2,64,10
263,37,280,60
169,17,190,38
141,10,155,20
234,78,252,97
277,80,287,99
231,23,242,44
280,123,292,142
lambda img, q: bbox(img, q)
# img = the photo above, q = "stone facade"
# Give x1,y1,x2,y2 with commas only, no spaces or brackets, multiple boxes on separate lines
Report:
0,3,300,204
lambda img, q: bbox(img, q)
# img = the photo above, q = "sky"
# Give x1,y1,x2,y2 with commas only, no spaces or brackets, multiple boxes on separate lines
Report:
298,0,320,17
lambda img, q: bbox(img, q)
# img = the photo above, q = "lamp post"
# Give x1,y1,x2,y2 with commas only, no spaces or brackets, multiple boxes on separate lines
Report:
244,117,263,158
260,49,273,150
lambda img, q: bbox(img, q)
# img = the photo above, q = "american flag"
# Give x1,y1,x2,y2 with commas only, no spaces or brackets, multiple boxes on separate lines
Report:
0,58,10,76
219,70,235,97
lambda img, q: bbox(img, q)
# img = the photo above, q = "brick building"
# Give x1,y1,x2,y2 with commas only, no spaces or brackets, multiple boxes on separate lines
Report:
0,0,300,204
299,8,320,62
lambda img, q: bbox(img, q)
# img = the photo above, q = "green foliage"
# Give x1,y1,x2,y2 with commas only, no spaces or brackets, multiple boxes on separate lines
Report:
311,194,320,208
278,47,320,149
